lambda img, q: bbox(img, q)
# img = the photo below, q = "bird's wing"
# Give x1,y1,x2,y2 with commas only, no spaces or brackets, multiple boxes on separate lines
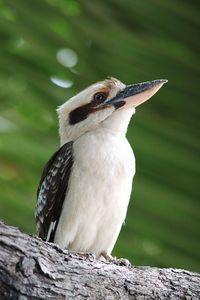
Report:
36,141,73,242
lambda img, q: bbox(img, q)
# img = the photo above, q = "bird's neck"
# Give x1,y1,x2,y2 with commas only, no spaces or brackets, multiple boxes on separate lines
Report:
59,107,135,145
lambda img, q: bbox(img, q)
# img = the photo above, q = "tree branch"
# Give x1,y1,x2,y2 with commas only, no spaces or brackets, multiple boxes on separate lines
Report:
0,221,199,299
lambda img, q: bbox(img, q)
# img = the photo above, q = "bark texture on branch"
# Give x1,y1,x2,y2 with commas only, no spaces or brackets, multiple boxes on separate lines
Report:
0,221,199,300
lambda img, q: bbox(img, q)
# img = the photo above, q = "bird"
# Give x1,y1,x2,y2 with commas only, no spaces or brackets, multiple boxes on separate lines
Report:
36,77,167,261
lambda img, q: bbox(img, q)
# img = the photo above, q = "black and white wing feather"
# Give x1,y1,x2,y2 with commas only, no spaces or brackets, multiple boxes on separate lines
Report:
36,141,73,242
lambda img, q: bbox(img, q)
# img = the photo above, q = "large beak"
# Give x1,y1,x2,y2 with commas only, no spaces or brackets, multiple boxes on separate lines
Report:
106,79,168,109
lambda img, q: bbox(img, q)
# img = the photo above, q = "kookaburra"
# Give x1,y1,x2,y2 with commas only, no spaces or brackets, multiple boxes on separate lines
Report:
36,77,167,260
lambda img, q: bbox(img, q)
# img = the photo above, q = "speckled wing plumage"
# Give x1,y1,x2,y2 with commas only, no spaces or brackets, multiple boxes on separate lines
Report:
36,141,73,242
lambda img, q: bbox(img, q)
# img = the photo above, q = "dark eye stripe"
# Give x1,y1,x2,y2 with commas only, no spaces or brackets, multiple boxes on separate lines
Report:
69,103,92,125
69,89,110,125
69,101,110,125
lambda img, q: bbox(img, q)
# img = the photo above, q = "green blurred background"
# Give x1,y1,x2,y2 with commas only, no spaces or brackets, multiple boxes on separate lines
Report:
0,0,199,272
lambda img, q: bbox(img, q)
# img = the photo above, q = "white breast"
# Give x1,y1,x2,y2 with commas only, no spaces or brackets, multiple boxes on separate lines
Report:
54,128,135,257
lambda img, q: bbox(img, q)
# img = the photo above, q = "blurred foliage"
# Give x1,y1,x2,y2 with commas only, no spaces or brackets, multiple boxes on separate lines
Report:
0,0,199,272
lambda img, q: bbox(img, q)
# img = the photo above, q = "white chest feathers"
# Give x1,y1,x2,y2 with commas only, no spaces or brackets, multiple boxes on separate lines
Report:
54,128,135,257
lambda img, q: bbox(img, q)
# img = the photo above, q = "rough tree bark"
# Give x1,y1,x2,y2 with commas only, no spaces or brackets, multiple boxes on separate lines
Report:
0,221,199,300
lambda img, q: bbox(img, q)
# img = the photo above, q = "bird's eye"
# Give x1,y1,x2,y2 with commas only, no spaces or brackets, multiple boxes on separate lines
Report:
93,92,107,103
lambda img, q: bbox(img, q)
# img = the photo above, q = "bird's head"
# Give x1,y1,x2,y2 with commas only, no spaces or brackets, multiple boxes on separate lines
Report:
57,77,167,144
